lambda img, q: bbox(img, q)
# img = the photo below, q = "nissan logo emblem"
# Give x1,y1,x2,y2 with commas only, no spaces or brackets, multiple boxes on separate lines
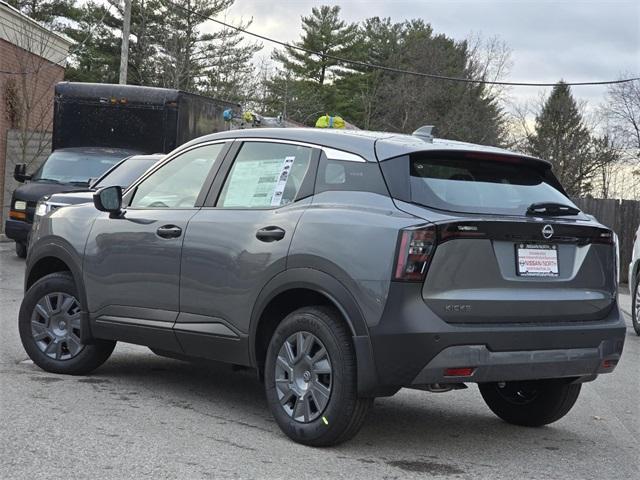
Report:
542,224,554,239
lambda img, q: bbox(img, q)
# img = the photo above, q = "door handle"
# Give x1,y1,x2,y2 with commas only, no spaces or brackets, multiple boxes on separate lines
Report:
156,225,182,239
256,226,285,242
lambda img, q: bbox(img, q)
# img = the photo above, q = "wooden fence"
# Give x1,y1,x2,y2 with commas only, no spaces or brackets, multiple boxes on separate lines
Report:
573,197,640,284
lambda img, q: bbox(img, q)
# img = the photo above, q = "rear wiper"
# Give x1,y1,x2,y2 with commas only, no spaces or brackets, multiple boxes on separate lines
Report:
526,202,580,216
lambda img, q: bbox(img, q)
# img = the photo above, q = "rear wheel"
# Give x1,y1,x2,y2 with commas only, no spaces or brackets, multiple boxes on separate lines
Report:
19,272,115,375
479,379,581,427
15,241,27,258
632,277,640,335
264,306,372,446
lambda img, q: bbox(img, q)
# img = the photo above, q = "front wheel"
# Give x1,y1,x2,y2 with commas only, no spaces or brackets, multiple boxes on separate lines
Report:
264,306,372,446
479,379,581,427
19,272,115,375
632,278,640,335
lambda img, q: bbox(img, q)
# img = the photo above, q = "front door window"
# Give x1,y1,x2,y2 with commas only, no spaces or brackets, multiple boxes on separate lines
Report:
130,143,224,209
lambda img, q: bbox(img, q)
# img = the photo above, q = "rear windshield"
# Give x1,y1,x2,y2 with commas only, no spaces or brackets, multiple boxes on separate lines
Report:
94,158,158,189
395,154,575,216
33,150,133,185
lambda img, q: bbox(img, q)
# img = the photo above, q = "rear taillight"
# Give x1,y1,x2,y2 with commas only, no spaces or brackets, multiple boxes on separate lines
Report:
592,230,615,245
394,225,436,281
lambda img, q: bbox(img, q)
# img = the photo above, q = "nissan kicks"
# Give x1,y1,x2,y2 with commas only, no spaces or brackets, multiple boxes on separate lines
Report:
20,128,626,446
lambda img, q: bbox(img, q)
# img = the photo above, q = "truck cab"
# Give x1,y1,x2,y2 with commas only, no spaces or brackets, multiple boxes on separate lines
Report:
5,81,238,257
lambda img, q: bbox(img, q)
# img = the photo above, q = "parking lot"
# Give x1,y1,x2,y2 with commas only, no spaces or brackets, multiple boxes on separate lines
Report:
0,240,638,480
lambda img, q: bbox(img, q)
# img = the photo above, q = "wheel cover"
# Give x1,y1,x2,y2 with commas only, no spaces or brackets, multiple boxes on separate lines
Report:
30,292,84,360
275,331,332,423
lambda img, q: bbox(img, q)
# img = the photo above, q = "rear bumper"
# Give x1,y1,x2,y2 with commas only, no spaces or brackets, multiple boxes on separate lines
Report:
4,218,31,243
411,340,620,385
368,283,626,391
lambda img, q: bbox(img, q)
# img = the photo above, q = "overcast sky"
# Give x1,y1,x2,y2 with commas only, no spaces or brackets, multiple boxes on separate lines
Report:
223,0,639,110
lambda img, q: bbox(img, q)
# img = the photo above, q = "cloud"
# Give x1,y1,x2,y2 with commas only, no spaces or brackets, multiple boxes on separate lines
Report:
218,0,639,107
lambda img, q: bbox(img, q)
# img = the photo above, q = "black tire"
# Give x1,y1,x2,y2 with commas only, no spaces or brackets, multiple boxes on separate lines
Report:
479,379,581,427
264,306,372,446
632,277,640,336
19,272,115,375
15,241,27,258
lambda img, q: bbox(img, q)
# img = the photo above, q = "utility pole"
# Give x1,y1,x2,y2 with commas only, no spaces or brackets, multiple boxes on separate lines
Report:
119,0,132,84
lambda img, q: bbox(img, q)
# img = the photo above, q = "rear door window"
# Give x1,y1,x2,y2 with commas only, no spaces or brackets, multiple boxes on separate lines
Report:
94,158,159,189
217,142,312,208
382,153,575,216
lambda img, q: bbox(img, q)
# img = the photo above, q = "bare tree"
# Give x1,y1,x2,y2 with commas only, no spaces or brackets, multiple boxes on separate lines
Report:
602,75,640,158
1,21,65,170
467,33,513,102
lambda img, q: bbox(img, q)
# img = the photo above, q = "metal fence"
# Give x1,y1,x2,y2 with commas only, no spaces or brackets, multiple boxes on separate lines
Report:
573,197,640,284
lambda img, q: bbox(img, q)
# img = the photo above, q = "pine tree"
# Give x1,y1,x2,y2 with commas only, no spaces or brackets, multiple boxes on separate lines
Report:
6,0,78,30
272,5,358,86
64,1,121,83
195,19,262,103
333,17,402,129
156,0,235,91
333,19,506,143
527,82,593,195
123,0,166,86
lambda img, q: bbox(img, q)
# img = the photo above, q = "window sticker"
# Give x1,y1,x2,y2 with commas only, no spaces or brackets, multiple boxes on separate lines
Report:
271,156,296,206
223,156,296,207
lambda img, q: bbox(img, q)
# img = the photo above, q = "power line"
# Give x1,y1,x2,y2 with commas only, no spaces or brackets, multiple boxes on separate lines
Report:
3,0,638,87
0,2,115,75
162,0,639,88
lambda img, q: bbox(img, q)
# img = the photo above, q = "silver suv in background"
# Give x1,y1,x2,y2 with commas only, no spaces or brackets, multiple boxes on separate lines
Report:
20,128,626,446
629,225,640,335
33,154,163,218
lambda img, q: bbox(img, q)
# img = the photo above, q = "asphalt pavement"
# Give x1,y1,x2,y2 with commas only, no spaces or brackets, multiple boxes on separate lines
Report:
0,240,638,480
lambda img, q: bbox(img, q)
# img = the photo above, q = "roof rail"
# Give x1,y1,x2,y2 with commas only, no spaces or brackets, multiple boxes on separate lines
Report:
412,125,434,143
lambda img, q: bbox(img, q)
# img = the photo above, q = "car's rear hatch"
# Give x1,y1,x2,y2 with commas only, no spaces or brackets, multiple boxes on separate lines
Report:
379,148,617,324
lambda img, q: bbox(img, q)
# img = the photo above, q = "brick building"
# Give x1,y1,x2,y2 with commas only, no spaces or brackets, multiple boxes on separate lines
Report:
0,1,71,232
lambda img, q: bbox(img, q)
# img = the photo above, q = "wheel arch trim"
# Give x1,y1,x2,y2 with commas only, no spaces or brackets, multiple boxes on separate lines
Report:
249,268,379,396
25,241,93,342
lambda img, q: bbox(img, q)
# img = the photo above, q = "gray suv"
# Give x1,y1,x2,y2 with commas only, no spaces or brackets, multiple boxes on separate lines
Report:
20,128,626,446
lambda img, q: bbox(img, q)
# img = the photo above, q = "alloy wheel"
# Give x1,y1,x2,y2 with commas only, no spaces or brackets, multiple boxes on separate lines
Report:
30,292,84,360
274,331,332,423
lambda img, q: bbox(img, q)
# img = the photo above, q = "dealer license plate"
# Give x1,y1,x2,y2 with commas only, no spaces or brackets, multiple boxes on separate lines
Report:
516,244,558,277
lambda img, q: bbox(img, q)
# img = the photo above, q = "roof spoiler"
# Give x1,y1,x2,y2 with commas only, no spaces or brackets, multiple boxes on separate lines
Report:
412,125,434,143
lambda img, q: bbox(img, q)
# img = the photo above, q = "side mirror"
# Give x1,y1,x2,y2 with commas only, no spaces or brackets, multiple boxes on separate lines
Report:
93,186,122,215
13,163,31,183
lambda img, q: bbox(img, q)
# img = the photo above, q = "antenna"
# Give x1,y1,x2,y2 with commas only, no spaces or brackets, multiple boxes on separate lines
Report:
412,125,434,142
